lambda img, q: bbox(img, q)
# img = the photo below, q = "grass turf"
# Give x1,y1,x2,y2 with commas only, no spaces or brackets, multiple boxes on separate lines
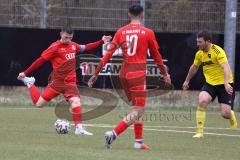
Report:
0,106,239,160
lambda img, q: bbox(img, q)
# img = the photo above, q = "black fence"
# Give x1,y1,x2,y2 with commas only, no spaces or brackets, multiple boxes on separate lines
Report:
0,27,239,90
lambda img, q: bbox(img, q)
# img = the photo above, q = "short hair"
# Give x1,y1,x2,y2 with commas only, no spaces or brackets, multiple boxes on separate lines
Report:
197,30,212,42
61,27,74,34
129,4,143,16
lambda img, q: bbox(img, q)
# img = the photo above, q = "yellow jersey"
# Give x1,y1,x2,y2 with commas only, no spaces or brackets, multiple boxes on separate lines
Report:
193,44,233,85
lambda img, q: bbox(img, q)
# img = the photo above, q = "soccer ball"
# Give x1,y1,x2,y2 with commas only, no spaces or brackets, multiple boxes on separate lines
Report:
54,119,70,134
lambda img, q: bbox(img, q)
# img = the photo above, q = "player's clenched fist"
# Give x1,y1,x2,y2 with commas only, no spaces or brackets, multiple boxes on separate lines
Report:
88,75,98,88
182,80,189,90
163,74,171,85
17,72,26,80
102,35,112,43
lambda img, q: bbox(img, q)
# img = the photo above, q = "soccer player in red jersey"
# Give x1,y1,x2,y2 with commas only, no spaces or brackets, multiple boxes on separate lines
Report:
17,27,112,135
88,4,171,149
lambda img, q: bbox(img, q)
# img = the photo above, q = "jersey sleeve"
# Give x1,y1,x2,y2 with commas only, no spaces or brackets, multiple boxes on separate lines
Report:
217,49,228,64
112,30,121,44
147,30,168,76
41,43,57,61
24,57,46,76
147,30,162,63
193,51,202,67
148,30,159,50
83,40,104,53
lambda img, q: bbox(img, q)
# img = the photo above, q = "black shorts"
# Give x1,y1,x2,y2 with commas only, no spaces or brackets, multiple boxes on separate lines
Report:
201,83,235,107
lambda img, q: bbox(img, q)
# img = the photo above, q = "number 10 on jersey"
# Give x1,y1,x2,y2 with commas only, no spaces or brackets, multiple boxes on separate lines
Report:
126,34,138,56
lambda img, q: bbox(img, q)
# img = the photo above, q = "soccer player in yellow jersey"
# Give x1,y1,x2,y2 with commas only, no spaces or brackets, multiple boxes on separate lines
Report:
182,31,237,138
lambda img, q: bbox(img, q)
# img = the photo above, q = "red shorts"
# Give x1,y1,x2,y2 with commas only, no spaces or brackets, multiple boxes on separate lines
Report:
41,82,80,101
119,70,146,107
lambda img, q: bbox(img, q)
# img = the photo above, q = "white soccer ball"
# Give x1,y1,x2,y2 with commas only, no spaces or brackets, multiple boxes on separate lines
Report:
54,119,70,134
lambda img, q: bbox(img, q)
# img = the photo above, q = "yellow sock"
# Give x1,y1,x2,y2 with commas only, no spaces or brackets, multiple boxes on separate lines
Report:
230,110,237,129
196,107,206,133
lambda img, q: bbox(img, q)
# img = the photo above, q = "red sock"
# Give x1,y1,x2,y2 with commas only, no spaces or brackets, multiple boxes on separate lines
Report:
134,123,143,141
72,106,82,126
113,120,129,136
29,85,41,105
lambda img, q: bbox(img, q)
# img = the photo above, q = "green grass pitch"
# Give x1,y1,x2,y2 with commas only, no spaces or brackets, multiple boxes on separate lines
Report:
0,106,240,160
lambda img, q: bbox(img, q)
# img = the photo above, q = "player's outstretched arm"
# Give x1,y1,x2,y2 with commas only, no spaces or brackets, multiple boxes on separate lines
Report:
82,35,112,53
182,64,199,90
102,35,112,43
17,57,46,80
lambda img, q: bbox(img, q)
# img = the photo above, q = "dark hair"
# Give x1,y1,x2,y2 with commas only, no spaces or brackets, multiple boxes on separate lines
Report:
129,4,143,16
197,30,212,42
61,27,74,34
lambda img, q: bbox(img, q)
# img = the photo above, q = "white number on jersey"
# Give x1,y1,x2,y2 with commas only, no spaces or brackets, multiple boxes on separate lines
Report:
126,34,138,56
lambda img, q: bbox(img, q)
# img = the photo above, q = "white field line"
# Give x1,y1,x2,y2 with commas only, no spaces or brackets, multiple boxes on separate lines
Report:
143,128,240,138
140,125,240,131
80,123,240,131
0,107,40,110
80,123,240,138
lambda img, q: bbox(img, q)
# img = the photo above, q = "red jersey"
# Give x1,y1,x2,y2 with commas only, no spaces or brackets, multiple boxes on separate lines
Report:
41,40,81,83
95,23,166,76
115,24,161,63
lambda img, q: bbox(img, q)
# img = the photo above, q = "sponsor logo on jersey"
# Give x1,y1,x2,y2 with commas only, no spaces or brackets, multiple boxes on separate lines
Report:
202,60,214,66
65,53,75,60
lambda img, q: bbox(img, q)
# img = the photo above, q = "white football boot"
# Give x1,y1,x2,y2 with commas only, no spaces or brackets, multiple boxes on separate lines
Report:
133,142,151,150
75,124,93,136
21,77,35,88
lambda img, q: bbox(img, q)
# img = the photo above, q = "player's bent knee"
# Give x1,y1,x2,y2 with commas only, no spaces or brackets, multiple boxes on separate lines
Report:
133,107,145,118
221,110,231,119
35,97,47,108
125,109,144,125
71,101,81,107
137,110,144,119
35,101,45,108
198,99,209,108
220,104,231,119
221,112,230,119
198,92,211,107
69,97,81,107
